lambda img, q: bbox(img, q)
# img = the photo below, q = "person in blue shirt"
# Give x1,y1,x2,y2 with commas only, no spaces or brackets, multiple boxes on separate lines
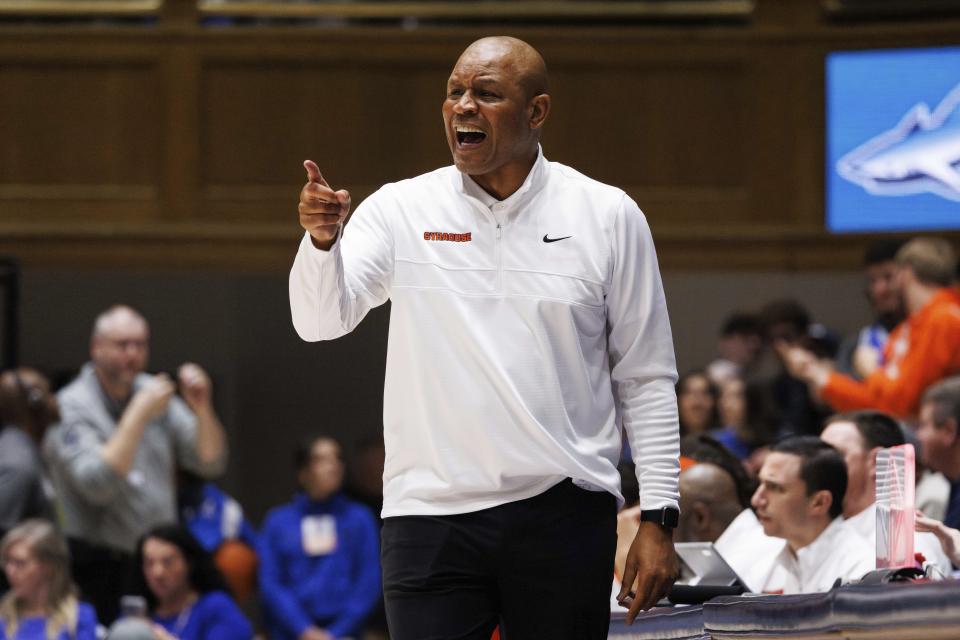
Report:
259,435,381,640
132,524,252,640
0,519,98,640
177,471,259,604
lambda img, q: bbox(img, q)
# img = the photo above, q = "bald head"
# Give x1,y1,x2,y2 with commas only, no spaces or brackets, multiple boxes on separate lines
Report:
457,36,548,101
90,305,150,395
677,463,744,543
92,305,148,341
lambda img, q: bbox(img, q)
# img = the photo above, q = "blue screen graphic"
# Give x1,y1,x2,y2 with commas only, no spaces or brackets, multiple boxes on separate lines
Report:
826,46,960,233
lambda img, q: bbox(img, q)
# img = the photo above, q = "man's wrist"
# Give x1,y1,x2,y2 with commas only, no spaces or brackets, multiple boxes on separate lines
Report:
639,507,679,530
309,225,341,251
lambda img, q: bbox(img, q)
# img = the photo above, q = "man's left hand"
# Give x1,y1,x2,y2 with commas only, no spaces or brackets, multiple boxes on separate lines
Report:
178,362,212,411
617,521,678,624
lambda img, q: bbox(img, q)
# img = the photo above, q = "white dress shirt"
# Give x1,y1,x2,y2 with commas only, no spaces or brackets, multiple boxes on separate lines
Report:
714,508,784,593
759,517,874,594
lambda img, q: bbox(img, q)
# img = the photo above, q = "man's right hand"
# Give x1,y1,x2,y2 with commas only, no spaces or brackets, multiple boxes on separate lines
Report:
299,160,351,251
129,374,175,422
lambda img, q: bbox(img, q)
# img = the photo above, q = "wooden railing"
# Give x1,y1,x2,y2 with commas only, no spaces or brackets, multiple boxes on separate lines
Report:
0,0,160,16
0,0,755,21
1,0,958,271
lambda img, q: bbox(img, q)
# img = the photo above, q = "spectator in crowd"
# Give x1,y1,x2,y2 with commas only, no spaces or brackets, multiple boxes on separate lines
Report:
916,513,960,569
677,370,720,436
751,437,873,594
915,377,960,529
713,376,781,462
780,237,960,420
177,470,258,604
835,239,908,380
43,305,228,623
706,311,764,385
259,435,380,640
676,462,743,545
678,435,780,592
0,369,58,537
760,299,831,437
820,411,951,574
132,524,252,640
0,519,98,640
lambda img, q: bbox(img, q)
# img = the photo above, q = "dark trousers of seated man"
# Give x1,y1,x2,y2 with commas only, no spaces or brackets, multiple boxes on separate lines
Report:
381,478,617,640
68,538,136,625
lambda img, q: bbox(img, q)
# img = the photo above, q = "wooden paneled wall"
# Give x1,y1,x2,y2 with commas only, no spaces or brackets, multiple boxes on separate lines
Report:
1,0,959,271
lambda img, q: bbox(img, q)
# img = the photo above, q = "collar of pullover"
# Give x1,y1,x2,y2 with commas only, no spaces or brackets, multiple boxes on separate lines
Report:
455,145,548,215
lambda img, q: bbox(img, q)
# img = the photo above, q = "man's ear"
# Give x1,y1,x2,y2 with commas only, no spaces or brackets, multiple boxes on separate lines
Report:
528,93,551,130
867,446,881,478
691,501,711,535
809,489,833,518
944,417,959,446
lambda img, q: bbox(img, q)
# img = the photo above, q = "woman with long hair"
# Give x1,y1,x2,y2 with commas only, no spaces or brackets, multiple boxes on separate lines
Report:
132,524,251,640
676,370,721,436
0,519,97,640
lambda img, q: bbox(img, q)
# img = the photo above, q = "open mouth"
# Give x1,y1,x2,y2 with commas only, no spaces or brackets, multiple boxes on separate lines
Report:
454,124,486,146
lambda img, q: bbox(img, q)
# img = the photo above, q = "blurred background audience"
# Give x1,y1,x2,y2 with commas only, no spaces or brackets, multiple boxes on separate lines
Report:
258,435,380,640
0,520,98,640
0,370,57,538
130,524,252,640
42,305,228,624
1,0,960,631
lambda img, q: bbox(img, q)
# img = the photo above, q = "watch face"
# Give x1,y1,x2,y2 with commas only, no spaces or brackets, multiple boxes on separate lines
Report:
664,508,679,528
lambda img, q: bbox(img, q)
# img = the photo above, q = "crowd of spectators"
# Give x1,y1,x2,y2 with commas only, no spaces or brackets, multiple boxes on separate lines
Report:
1,305,382,639
3,233,960,637
620,235,960,600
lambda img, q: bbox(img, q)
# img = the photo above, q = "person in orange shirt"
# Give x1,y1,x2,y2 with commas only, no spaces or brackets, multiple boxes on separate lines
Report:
779,237,960,421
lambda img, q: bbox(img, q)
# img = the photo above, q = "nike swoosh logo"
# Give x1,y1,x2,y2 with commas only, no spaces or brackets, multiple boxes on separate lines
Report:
543,234,572,243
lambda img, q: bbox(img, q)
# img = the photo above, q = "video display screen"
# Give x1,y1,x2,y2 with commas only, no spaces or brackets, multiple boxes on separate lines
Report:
826,46,960,233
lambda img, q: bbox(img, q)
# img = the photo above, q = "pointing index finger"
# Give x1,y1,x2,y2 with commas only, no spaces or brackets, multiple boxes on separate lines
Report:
303,159,330,188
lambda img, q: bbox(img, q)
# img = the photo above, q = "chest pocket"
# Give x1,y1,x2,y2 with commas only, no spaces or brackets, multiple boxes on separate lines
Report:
393,226,497,295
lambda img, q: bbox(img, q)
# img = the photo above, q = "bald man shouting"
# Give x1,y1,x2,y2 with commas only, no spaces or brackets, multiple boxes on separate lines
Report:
290,36,680,639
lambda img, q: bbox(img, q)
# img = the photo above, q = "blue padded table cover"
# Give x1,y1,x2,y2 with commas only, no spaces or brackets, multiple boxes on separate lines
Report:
703,592,834,637
702,580,960,637
608,605,707,640
830,581,960,632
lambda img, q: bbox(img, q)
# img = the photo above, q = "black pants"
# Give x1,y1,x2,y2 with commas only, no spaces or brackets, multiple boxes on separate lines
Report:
381,479,617,640
68,538,136,625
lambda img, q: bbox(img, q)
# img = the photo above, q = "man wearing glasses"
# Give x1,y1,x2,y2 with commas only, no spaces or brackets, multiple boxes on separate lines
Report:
44,304,228,623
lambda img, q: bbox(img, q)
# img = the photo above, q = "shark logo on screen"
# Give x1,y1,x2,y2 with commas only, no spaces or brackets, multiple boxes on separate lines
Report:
837,83,960,202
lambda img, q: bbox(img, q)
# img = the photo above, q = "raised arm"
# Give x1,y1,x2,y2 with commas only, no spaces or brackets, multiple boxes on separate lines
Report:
289,161,394,342
100,374,175,477
172,363,228,476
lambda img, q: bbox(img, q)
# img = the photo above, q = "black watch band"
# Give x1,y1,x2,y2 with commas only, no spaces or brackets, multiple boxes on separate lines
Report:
639,507,679,529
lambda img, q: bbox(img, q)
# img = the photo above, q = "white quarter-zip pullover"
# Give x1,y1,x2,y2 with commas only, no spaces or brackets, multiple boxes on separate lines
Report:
290,149,680,517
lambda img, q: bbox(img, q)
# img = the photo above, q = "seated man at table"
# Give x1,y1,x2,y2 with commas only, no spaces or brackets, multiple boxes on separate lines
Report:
752,436,873,594
820,410,952,574
675,435,782,592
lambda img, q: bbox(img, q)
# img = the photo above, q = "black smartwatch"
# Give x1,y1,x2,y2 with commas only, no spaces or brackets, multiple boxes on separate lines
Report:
639,507,679,529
